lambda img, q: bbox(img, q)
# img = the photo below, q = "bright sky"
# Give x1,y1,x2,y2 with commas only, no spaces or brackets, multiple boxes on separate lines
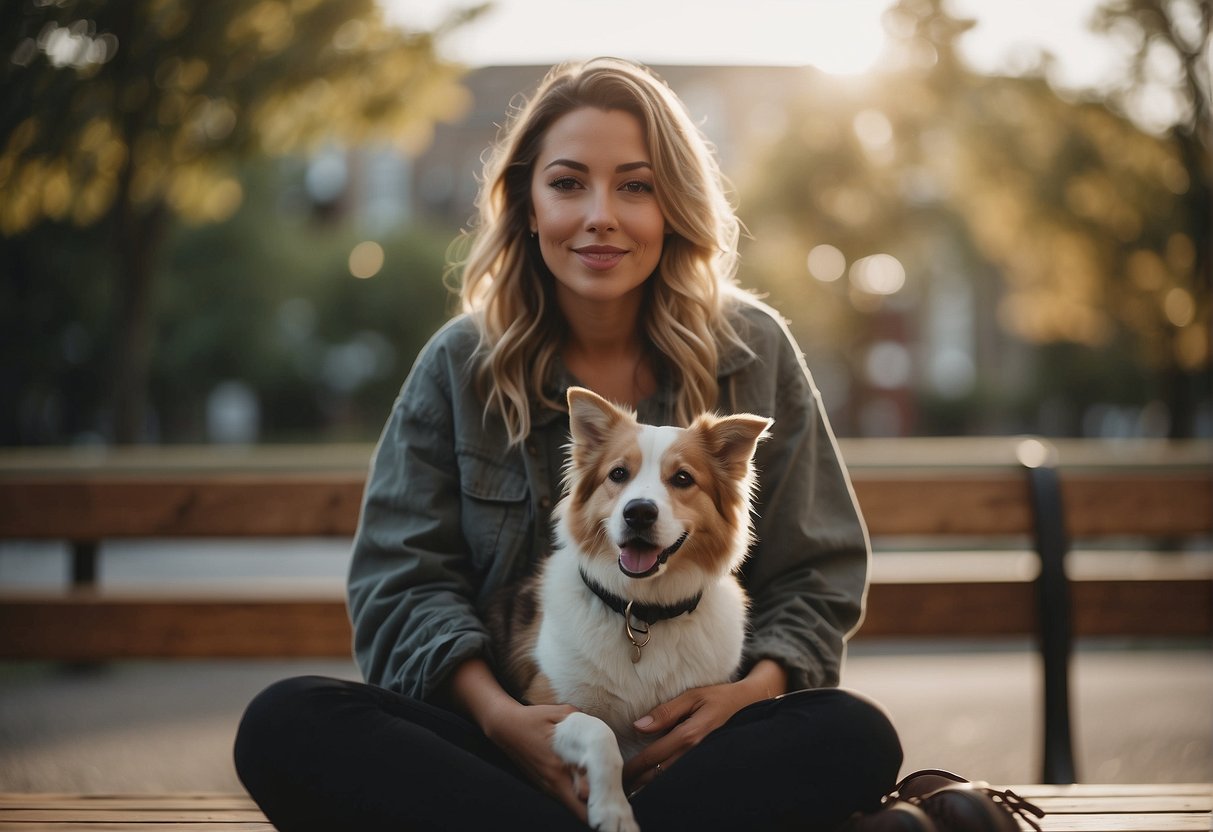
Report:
382,0,1126,92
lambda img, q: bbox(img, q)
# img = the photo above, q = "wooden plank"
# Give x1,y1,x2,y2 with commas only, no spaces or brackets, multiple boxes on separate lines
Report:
855,475,1035,536
0,809,265,821
0,794,272,829
1026,795,1213,813
0,594,352,659
1030,813,1211,831
0,789,1209,832
1012,785,1213,798
1060,473,1213,538
859,578,1212,638
1069,580,1212,637
0,824,273,830
0,575,1206,658
0,475,364,539
0,469,1208,541
862,581,1038,636
855,471,1213,538
0,795,259,810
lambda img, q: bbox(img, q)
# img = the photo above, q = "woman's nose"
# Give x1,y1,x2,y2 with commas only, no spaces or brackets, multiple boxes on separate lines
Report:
585,191,618,233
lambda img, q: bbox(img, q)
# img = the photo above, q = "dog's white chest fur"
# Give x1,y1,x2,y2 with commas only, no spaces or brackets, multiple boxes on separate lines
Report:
536,545,747,758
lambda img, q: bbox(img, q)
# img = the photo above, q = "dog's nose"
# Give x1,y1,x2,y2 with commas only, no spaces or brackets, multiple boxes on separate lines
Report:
623,499,658,530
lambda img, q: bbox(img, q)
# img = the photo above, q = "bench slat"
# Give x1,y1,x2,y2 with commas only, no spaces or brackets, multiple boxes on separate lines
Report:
1015,785,1213,797
1,575,1207,659
1,788,1209,831
1026,814,1211,831
0,796,260,810
1,471,1208,540
0,809,266,821
1028,795,1213,813
0,475,362,540
0,824,272,831
863,578,1213,638
0,595,351,659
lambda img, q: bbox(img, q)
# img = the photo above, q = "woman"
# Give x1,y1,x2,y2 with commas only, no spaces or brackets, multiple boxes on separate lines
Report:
235,57,903,831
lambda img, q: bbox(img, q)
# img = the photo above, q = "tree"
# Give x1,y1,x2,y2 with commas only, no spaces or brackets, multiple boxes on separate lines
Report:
1091,0,1211,435
1,0,480,442
738,0,1209,436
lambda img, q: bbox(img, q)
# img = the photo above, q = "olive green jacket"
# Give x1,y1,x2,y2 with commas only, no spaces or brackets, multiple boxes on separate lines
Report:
347,295,871,702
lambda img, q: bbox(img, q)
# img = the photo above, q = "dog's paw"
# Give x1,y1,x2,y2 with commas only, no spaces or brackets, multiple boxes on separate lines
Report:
587,797,640,832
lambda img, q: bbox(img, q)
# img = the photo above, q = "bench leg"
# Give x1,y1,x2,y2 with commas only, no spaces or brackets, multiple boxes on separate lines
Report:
72,540,99,587
1026,461,1077,784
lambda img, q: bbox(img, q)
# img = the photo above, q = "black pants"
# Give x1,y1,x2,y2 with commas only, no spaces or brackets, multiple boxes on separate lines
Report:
234,675,902,832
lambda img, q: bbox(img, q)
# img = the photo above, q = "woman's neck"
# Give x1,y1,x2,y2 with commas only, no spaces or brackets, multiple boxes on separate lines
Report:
558,292,655,408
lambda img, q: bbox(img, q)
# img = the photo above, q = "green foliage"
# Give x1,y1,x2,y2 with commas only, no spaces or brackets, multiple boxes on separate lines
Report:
739,0,1210,436
2,155,455,444
0,221,118,441
152,160,454,442
0,0,478,443
0,0,477,231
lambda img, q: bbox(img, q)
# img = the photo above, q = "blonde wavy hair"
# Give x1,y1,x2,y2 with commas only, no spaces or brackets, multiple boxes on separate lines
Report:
456,57,747,445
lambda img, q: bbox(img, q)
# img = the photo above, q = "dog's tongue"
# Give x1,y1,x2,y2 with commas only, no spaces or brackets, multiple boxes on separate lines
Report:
619,543,661,576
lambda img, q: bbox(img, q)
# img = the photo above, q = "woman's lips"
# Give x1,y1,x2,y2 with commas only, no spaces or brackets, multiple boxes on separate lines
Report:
574,245,627,271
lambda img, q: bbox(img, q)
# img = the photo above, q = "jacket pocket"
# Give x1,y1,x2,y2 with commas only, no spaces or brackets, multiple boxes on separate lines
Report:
456,443,529,571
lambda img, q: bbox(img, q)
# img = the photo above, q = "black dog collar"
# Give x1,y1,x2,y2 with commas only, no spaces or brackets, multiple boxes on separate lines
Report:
578,568,702,625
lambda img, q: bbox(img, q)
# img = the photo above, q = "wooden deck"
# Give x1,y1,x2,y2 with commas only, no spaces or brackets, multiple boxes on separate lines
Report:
0,784,1209,830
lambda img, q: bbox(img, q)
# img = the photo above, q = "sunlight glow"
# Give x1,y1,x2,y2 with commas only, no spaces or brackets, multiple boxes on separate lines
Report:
381,0,890,73
381,0,1119,91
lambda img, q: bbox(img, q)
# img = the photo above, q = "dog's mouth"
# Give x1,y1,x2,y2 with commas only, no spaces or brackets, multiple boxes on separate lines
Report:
618,532,689,578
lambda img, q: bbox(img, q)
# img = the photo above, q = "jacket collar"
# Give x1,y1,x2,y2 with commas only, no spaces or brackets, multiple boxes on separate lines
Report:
531,337,757,429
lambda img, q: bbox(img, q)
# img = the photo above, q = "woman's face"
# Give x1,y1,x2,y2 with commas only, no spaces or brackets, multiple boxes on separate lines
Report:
529,107,666,311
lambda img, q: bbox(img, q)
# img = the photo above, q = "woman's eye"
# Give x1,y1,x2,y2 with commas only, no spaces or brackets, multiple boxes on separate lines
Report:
671,470,694,488
621,180,653,194
549,177,580,191
608,467,629,483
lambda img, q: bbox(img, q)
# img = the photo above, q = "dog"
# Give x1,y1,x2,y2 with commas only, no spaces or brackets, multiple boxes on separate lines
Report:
489,386,771,831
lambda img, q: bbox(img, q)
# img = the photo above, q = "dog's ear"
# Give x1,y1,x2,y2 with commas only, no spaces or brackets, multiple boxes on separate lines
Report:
567,387,631,448
697,414,772,478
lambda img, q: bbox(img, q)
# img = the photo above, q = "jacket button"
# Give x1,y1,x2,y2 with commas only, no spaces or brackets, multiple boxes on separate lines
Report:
526,442,538,456
539,496,551,510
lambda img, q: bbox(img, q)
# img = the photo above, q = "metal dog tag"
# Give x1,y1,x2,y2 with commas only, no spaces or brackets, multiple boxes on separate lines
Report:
624,601,650,663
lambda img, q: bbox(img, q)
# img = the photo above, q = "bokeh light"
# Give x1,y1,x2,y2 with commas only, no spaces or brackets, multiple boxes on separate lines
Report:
1164,288,1196,327
1015,438,1054,469
807,244,847,282
850,253,906,295
865,340,912,389
349,241,385,279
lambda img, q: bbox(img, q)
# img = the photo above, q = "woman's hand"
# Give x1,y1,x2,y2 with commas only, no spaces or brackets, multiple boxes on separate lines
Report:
481,699,589,823
444,659,588,823
622,659,787,793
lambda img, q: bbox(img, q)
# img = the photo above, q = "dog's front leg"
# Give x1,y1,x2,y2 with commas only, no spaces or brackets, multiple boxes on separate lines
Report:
552,712,640,832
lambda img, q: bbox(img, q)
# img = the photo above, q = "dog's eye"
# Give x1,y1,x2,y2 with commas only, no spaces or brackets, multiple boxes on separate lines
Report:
608,467,629,483
671,470,694,488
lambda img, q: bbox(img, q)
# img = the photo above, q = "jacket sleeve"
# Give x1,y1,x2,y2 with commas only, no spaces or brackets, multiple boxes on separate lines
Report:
738,312,871,692
346,341,493,702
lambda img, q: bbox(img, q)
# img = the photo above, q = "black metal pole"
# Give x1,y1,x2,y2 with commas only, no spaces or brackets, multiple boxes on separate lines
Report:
71,540,99,587
1024,448,1078,784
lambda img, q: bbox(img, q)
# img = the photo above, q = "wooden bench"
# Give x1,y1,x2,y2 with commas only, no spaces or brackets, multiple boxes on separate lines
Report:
1,784,1210,830
0,438,1210,788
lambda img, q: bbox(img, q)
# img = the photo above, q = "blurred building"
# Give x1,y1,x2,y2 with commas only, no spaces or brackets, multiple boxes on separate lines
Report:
319,64,1040,438
401,65,816,229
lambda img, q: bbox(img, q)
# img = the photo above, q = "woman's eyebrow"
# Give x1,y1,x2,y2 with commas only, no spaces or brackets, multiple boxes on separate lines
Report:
542,159,653,173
